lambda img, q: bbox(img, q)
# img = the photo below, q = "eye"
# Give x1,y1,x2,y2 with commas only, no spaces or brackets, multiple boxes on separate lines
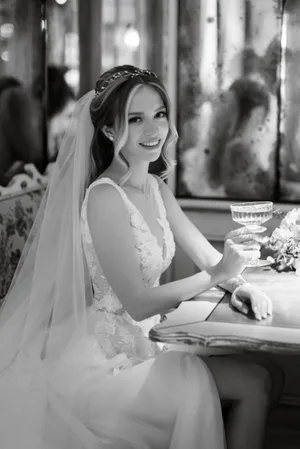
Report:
156,110,167,119
128,116,142,124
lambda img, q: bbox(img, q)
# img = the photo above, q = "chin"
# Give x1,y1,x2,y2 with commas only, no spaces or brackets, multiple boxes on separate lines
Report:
143,151,161,163
142,144,164,162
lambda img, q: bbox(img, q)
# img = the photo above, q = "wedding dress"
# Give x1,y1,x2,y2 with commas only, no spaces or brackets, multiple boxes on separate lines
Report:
81,175,173,365
0,91,225,449
70,174,226,448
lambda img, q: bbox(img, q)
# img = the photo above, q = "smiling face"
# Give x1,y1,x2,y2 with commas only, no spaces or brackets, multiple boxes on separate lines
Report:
118,85,169,164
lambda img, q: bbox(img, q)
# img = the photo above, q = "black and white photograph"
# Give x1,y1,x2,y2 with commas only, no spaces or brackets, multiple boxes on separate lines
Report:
0,1,300,449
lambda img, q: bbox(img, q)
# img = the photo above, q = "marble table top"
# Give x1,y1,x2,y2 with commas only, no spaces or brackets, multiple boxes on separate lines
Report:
150,267,300,354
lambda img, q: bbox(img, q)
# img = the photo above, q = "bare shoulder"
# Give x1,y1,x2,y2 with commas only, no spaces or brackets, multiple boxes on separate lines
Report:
86,182,126,216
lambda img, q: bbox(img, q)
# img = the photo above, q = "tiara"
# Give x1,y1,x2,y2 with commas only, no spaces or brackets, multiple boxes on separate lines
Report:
95,68,157,97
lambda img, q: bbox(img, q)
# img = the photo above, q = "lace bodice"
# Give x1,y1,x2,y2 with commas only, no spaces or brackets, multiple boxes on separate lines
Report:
80,174,175,367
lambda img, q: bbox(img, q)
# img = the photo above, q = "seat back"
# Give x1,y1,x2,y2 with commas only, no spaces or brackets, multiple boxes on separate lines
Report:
0,184,46,303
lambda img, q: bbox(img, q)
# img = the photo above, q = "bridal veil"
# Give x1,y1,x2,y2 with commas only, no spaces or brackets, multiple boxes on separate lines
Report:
0,90,109,448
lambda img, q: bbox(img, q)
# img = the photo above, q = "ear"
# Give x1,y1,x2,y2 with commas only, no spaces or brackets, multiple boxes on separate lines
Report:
102,125,114,141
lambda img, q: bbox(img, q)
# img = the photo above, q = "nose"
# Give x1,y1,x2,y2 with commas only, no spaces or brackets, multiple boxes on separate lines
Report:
143,119,159,136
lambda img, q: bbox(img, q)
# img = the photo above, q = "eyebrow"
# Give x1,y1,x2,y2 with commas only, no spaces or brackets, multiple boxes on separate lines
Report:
128,106,166,116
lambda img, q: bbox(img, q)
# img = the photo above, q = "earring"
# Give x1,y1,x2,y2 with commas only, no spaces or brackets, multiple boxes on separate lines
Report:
104,135,113,141
102,128,114,141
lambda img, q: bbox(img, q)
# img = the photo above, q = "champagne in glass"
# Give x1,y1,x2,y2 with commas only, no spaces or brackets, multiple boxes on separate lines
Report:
230,201,273,267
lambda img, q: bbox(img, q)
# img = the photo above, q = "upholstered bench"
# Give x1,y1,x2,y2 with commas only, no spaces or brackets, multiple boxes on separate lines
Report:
0,178,47,304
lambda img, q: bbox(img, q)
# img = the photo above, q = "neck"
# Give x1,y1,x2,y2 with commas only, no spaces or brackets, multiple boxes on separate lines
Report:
109,158,150,190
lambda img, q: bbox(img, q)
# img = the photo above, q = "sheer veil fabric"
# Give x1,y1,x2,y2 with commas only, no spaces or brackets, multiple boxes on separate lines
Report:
0,90,226,449
0,90,104,448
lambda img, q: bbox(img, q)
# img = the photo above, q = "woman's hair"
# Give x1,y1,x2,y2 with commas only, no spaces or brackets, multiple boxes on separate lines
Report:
88,64,178,186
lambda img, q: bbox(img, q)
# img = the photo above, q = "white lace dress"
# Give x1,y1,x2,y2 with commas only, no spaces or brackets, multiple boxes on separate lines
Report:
80,175,174,370
69,174,226,449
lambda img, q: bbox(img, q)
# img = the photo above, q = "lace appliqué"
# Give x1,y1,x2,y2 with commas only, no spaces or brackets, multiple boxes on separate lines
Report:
130,211,162,286
80,175,175,371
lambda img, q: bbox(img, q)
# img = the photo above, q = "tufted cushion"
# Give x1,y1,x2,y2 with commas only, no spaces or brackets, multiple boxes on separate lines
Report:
0,185,46,303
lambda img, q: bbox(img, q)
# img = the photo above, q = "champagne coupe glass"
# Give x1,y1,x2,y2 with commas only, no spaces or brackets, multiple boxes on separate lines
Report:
230,201,273,267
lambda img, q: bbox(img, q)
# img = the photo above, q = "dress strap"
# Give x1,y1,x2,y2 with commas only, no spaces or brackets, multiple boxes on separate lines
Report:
85,177,136,215
148,175,167,221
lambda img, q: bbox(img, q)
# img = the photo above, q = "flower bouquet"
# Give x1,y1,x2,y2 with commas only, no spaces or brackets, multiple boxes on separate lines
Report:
265,208,300,275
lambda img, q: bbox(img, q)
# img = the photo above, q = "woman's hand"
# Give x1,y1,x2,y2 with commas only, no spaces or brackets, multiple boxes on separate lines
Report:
231,283,273,320
216,227,262,281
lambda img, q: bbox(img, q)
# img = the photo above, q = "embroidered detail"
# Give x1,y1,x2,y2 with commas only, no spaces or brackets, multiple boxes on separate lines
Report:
130,212,144,228
80,175,175,367
96,305,126,316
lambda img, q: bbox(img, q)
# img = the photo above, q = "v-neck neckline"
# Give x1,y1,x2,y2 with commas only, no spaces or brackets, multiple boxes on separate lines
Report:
98,175,166,258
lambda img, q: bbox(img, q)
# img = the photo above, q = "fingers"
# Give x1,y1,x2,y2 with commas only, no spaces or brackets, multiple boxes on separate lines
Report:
249,295,273,321
238,225,266,233
226,238,261,251
226,226,266,239
236,247,261,263
226,229,265,246
267,296,273,315
245,250,261,262
252,302,265,321
233,235,261,245
251,235,270,245
232,288,273,321
236,241,261,251
231,292,249,315
224,240,261,269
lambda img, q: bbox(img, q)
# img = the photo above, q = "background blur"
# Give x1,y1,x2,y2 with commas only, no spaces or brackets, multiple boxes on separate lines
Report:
0,0,166,186
0,0,300,203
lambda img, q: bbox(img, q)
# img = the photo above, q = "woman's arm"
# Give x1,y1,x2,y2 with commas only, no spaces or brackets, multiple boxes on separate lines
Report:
87,184,227,322
157,179,248,294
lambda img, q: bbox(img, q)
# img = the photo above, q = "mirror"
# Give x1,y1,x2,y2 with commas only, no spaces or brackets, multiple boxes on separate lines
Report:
177,0,286,201
280,0,300,201
46,0,163,163
101,0,165,76
102,0,144,71
101,0,167,175
0,0,170,193
0,0,45,189
45,0,79,163
3,0,299,204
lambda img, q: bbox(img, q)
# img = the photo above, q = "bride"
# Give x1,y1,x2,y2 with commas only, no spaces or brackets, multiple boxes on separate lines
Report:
0,65,275,449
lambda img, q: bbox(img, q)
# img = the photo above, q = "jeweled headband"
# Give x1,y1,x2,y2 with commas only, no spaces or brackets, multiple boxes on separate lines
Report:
94,68,157,97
